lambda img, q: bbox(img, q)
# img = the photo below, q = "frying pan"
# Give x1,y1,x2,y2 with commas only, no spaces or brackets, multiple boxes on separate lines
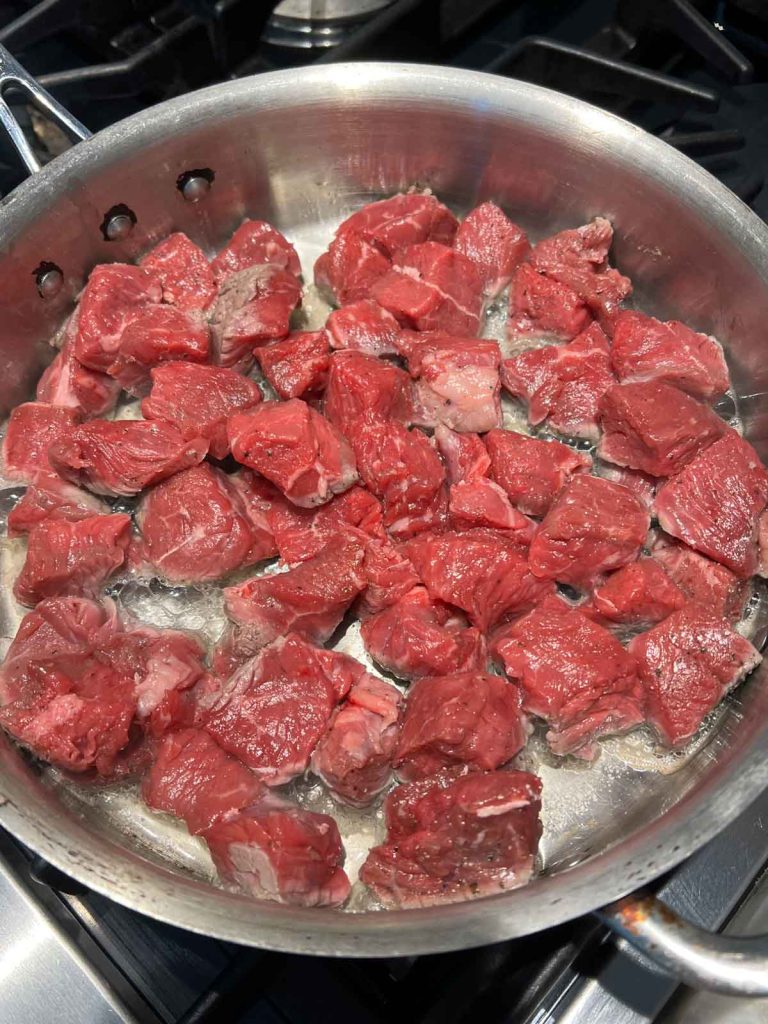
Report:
0,44,767,995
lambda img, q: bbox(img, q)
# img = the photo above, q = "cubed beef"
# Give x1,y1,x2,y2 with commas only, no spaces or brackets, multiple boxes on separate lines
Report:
139,232,216,310
314,230,391,306
529,475,649,588
585,559,686,627
141,362,262,461
629,605,760,746
610,310,729,401
209,265,301,370
108,305,210,395
8,472,109,538
655,432,768,577
334,193,458,258
651,533,749,623
326,299,401,357
598,463,658,511
37,320,121,419
324,350,418,436
2,403,80,483
49,419,208,497
448,478,533,531
486,428,591,517
357,536,421,616
210,220,301,282
507,263,591,342
454,201,529,297
1,597,120,675
434,425,490,483
494,594,645,758
255,330,330,400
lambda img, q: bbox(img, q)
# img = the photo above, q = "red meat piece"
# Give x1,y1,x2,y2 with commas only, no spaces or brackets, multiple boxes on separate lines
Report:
108,305,210,395
434,425,490,483
210,220,301,282
494,594,645,758
49,419,208,497
530,475,650,588
228,399,357,508
3,403,80,483
8,472,108,538
336,193,458,258
264,485,384,564
651,534,749,623
507,263,591,342
361,586,487,680
209,265,301,370
37,328,121,419
629,605,761,747
326,299,401,357
404,528,552,632
314,230,391,306
529,217,632,330
395,331,502,433
14,513,131,607
203,796,350,908
598,381,726,477
655,432,768,578
454,201,530,298
394,671,528,780
352,420,446,537
360,768,541,908
486,428,591,517
357,536,421,616
222,536,366,656
143,727,265,833
311,673,402,807
73,264,163,372
448,478,533,532
141,362,262,461
598,464,658,511
501,323,615,440
255,330,330,400
324,350,418,437
139,232,216,310
585,559,686,627
136,464,273,583
1,597,120,675
203,633,358,783
610,311,729,401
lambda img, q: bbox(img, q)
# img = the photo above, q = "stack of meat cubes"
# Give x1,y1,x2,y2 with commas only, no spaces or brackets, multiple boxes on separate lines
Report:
0,190,764,910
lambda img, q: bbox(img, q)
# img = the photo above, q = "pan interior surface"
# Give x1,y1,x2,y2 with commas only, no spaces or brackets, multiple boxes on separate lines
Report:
0,64,767,954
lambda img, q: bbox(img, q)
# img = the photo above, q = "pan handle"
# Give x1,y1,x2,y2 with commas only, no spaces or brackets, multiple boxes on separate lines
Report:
598,891,768,996
0,42,90,176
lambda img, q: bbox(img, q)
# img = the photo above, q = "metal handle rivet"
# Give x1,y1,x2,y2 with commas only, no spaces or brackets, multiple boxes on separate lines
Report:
34,262,63,298
100,204,137,242
176,168,215,201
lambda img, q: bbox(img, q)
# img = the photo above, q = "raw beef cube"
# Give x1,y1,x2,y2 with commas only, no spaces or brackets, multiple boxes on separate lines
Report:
2,403,80,483
598,381,726,477
357,536,421,616
353,420,446,537
611,310,729,401
209,265,301,370
13,513,131,607
655,432,768,578
454,201,530,297
228,399,357,508
651,534,749,622
507,263,591,342
486,428,591,517
448,478,533,532
314,230,391,306
311,673,402,806
255,330,330,400
139,232,216,310
434,425,490,483
203,796,350,907
529,217,632,330
394,671,528,780
203,633,355,783
372,242,484,337
324,350,418,437
108,305,210,395
404,528,552,632
1,597,120,672
8,472,109,538
210,220,301,282
494,594,645,758
265,485,384,564
530,475,650,588
360,769,541,908
361,586,487,680
49,419,208,497
395,331,502,433
141,362,262,461
629,605,761,747
501,323,615,440
73,263,163,372
335,192,458,258
143,727,265,833
326,299,401,356
37,327,121,420
597,463,658,510
222,536,366,655
586,559,686,627
136,464,273,583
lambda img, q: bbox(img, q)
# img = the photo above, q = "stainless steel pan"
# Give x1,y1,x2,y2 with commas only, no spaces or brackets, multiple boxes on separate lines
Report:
0,46,768,994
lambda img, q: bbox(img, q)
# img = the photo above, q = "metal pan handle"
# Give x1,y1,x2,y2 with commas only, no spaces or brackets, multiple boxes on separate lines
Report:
0,42,90,176
599,891,768,996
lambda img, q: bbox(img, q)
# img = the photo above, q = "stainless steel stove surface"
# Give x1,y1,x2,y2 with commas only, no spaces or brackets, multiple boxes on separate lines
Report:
1,2,768,1022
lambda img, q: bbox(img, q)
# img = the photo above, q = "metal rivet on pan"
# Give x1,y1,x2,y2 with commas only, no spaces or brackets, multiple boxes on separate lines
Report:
100,204,137,242
176,168,215,202
33,261,63,298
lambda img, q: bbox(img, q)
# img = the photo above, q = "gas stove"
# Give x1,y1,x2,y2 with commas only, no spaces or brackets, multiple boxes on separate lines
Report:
1,3,768,1023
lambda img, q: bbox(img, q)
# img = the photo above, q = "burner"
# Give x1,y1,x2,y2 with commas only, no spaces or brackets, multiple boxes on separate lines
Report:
264,0,396,51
